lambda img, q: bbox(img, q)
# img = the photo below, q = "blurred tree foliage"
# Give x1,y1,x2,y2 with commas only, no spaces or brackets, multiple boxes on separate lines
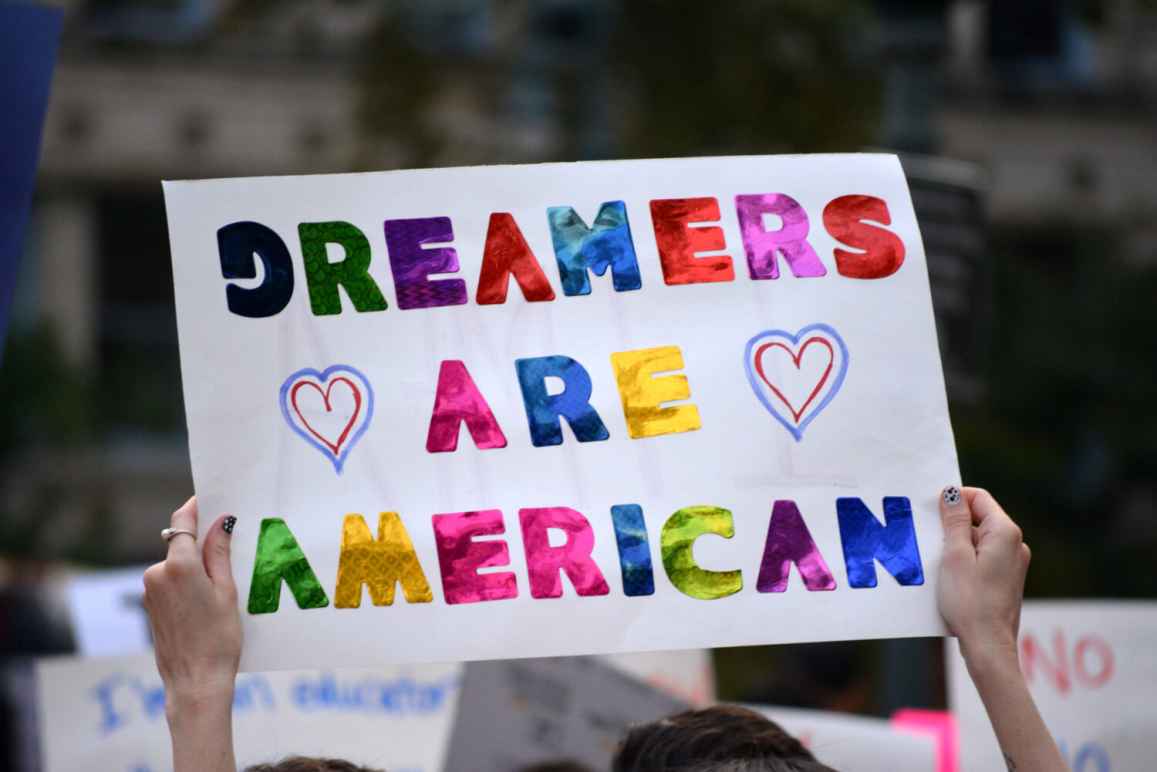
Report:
355,0,882,165
955,221,1157,598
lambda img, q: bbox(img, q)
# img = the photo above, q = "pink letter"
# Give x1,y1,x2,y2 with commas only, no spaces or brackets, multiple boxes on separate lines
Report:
735,193,827,280
426,360,508,453
432,510,518,604
756,500,836,592
518,507,611,599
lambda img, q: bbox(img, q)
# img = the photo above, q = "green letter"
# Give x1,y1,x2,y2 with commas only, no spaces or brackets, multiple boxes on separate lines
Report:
660,506,743,600
298,221,388,315
247,518,330,614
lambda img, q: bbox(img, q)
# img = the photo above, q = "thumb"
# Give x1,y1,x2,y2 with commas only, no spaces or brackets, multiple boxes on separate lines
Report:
939,485,974,553
202,514,237,589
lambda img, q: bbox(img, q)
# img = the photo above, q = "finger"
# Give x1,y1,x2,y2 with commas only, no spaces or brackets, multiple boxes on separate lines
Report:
202,514,237,590
964,487,1023,542
1021,542,1032,564
939,485,974,553
166,497,200,561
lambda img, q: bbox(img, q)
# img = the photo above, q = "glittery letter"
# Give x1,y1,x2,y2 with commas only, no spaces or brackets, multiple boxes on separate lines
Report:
756,500,836,593
334,512,433,608
218,221,294,318
298,221,388,315
515,355,610,446
432,510,518,604
476,212,556,305
426,360,508,453
611,504,654,597
518,507,611,599
735,194,827,280
836,497,924,588
650,197,735,286
547,201,642,296
660,506,743,600
610,345,701,439
823,195,906,279
384,217,468,310
247,518,329,614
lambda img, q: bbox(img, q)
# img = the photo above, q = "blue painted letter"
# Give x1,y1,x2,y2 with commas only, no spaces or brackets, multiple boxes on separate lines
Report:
547,202,642,295
836,496,924,588
611,504,655,596
514,355,610,446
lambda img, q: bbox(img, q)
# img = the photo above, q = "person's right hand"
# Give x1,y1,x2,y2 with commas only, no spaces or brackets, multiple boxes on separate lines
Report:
937,485,1032,672
143,497,241,713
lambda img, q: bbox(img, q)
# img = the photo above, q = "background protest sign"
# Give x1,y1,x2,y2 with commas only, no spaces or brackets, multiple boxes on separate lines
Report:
949,601,1157,771
0,3,62,361
443,656,687,772
164,153,958,670
36,655,460,772
754,705,938,772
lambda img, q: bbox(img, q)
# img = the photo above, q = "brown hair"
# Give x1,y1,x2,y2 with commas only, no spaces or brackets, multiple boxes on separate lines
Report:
244,758,384,772
612,705,838,772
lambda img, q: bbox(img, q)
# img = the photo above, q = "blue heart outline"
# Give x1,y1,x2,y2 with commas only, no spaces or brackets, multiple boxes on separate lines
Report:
743,323,850,442
279,363,374,474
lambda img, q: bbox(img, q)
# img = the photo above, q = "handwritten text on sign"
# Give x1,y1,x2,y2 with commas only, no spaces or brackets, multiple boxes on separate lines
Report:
165,155,958,668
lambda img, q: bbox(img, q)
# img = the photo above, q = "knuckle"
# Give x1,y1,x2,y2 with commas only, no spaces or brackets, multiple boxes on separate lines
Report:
164,556,198,580
142,563,165,591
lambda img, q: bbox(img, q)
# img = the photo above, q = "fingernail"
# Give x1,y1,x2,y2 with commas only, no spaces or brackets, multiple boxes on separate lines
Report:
222,515,237,535
942,486,962,506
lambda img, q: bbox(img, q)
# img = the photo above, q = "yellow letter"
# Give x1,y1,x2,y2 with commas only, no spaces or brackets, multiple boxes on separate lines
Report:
610,345,702,439
334,512,433,608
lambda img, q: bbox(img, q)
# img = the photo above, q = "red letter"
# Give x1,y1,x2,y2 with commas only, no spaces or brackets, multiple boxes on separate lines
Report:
426,360,508,453
822,195,905,279
1074,635,1114,688
1021,630,1071,694
476,212,556,305
432,510,518,604
518,507,610,599
650,197,735,285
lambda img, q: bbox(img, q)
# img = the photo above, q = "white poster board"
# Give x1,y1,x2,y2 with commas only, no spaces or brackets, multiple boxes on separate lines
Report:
164,153,957,670
948,601,1157,771
444,657,687,772
36,655,460,772
754,706,938,772
66,566,152,657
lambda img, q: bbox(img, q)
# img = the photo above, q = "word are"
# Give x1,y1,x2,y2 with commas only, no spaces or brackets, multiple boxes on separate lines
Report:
246,497,925,615
218,194,905,318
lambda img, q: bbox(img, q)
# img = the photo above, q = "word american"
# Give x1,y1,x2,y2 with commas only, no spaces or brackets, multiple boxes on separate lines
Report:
246,497,924,615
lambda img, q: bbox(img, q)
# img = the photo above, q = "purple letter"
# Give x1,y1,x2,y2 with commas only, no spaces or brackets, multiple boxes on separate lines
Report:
756,500,836,592
384,217,468,310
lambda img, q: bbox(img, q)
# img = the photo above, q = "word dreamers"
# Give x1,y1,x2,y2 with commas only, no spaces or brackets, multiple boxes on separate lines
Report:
245,497,925,615
218,194,906,317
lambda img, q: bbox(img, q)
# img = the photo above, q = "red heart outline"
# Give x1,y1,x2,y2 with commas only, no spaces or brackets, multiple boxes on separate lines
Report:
753,337,835,423
290,376,363,456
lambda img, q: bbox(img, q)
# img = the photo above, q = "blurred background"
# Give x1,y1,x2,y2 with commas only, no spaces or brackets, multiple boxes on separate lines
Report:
3,0,1157,766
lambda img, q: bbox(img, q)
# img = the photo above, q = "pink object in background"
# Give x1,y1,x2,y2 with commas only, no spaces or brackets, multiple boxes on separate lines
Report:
891,709,958,772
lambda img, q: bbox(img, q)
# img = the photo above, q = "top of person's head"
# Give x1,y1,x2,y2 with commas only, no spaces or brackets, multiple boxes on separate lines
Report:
245,758,382,772
612,705,838,772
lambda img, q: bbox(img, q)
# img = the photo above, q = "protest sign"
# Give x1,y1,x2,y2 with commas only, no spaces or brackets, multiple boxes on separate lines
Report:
0,3,62,360
66,566,153,657
36,654,460,772
754,705,938,772
444,656,687,772
948,601,1157,771
164,153,958,670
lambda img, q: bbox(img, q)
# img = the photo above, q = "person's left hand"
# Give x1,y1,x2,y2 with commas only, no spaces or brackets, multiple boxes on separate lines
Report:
143,497,241,713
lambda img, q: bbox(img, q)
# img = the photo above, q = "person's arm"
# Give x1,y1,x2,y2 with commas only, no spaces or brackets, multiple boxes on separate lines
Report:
143,497,241,772
937,485,1067,772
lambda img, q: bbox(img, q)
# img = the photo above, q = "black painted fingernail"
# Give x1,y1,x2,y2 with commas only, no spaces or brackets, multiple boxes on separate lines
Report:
222,516,236,534
942,486,962,506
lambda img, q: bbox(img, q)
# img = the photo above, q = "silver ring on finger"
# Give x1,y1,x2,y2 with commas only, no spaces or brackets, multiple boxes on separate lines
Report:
161,527,196,542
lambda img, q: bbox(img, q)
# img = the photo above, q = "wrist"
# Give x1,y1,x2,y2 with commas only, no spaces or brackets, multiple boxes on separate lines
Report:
165,680,234,726
960,637,1021,683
